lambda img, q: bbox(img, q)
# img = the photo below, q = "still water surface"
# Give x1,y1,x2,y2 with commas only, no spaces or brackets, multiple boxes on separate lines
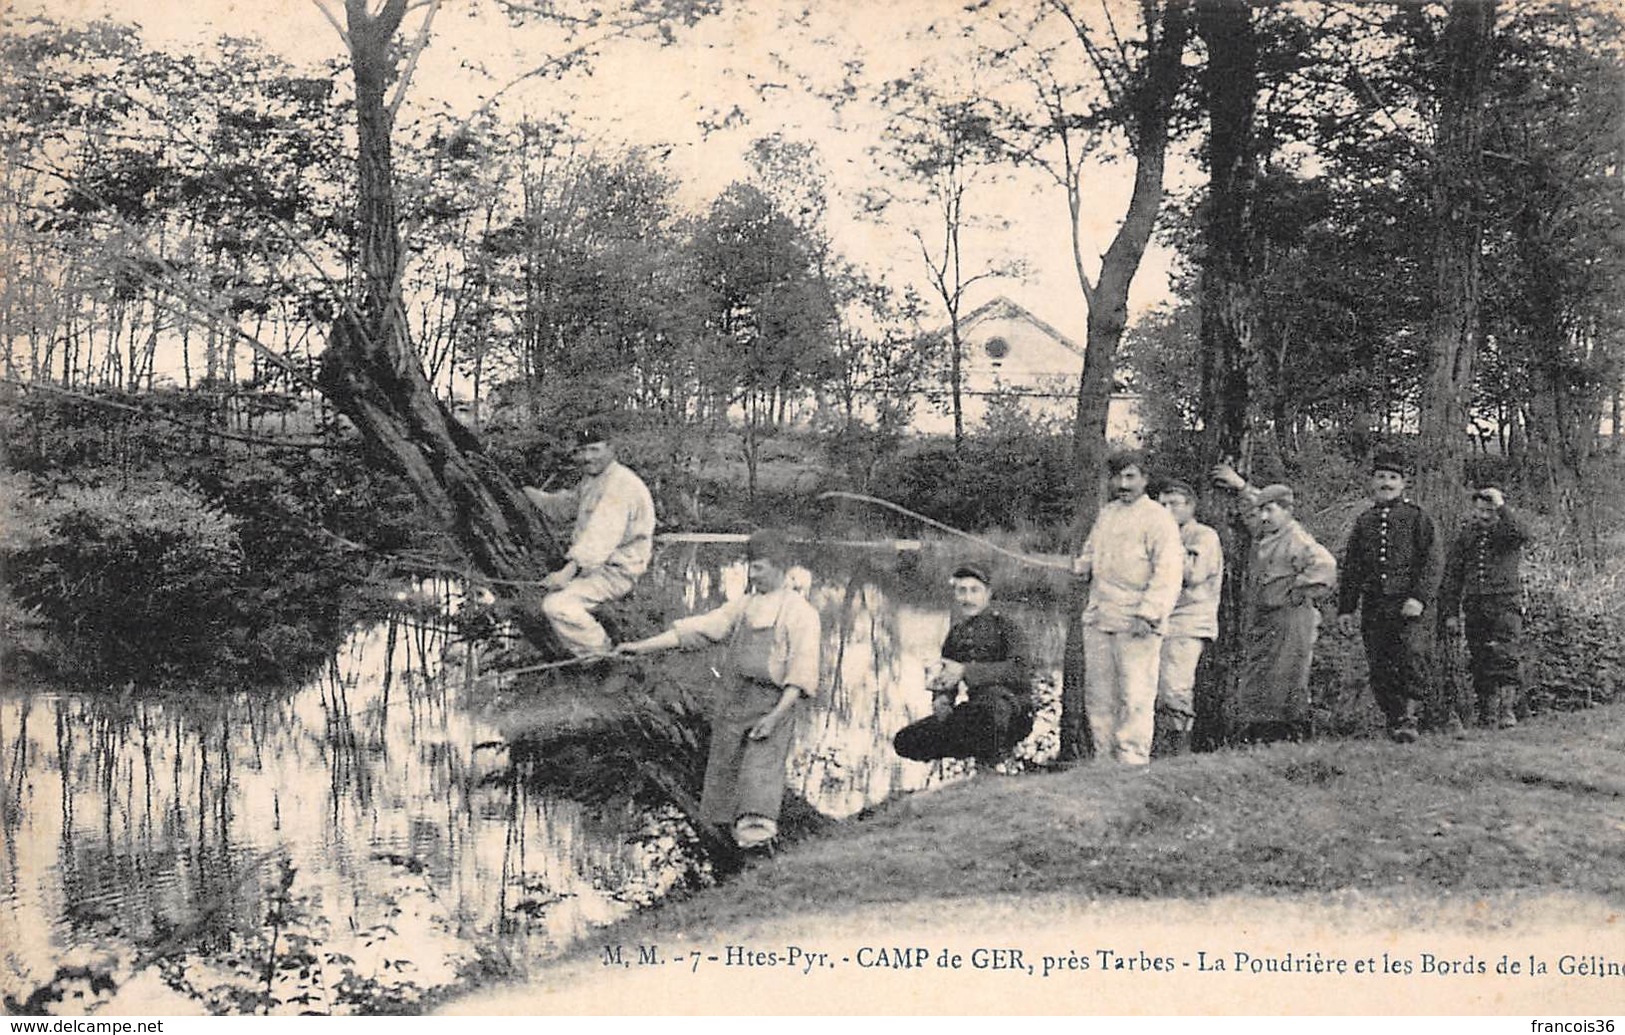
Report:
0,547,1063,1013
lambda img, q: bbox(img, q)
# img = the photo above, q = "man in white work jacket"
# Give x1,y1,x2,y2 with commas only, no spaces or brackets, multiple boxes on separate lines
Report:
1072,450,1185,766
524,420,655,657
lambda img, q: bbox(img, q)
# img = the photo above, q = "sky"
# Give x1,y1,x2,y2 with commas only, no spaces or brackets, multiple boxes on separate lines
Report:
15,0,1185,345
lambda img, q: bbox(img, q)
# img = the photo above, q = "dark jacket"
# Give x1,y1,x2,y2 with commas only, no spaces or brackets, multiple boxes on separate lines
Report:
941,609,1030,705
1337,498,1441,615
1440,506,1531,614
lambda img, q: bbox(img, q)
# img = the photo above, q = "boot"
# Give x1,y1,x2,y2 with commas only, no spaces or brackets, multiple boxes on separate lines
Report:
1161,726,1190,757
1390,700,1420,744
1151,716,1190,758
1497,687,1519,729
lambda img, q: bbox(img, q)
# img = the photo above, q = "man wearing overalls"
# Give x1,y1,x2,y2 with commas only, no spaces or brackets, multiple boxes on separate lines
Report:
616,530,821,849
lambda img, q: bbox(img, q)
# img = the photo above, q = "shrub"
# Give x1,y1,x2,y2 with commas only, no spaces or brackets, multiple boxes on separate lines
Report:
7,481,241,683
870,425,1076,535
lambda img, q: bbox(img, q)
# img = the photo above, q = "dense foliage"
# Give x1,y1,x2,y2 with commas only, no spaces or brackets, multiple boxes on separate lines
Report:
0,388,417,685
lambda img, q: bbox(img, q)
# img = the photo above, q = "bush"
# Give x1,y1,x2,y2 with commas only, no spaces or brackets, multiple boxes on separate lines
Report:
870,408,1076,535
7,481,242,683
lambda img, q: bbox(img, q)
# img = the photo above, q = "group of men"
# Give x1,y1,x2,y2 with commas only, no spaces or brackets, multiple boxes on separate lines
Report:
519,422,1531,850
1059,447,1530,768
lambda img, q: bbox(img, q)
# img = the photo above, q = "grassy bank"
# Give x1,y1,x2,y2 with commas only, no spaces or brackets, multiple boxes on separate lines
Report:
561,703,1624,946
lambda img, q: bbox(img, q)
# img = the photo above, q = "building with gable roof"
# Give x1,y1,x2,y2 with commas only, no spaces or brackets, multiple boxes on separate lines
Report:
910,296,1142,442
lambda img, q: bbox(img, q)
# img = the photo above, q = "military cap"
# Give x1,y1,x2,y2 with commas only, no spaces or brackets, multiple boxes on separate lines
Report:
951,561,991,586
1255,483,1296,509
1157,479,1198,502
1370,449,1408,476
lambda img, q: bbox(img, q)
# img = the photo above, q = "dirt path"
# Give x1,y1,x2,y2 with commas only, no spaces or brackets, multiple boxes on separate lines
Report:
440,890,1624,1015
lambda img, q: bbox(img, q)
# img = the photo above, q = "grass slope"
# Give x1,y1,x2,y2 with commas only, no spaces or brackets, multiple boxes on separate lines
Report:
611,704,1625,941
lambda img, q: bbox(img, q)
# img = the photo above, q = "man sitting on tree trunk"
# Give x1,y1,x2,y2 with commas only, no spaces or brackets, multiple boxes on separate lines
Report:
523,420,655,658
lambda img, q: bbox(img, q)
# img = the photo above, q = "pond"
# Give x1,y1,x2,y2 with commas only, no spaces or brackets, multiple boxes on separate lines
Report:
0,545,1066,1014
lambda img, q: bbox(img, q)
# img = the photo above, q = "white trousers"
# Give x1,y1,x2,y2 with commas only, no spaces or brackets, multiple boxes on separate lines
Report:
1082,626,1163,765
540,567,634,655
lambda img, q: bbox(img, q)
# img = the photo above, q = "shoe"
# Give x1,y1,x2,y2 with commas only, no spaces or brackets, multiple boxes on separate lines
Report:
1497,688,1520,729
732,815,778,849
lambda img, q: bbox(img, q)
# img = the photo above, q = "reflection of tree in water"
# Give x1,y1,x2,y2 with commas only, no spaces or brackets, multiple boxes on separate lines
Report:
2,553,1054,1013
2,604,678,1013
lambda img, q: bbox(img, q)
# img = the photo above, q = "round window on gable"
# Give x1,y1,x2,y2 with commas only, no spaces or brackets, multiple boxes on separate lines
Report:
984,337,1010,360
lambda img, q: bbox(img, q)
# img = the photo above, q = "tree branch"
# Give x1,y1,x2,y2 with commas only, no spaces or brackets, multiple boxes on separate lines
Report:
386,0,441,123
1348,60,1438,165
310,0,351,45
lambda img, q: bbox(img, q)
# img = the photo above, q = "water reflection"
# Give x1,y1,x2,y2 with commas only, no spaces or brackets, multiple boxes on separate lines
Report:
0,548,1063,1014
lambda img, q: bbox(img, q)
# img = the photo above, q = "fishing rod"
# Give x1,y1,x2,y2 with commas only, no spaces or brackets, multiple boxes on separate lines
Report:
815,490,1074,572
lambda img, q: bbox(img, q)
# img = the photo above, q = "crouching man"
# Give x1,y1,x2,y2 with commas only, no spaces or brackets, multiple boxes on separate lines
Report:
614,530,820,850
893,562,1033,768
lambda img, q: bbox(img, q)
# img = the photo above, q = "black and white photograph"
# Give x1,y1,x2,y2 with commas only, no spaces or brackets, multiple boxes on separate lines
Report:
1,0,1622,1021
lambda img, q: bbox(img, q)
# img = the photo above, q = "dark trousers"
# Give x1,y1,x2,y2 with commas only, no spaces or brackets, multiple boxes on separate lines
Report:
1464,594,1523,717
700,678,795,829
894,691,1034,765
1058,603,1092,762
1361,598,1430,729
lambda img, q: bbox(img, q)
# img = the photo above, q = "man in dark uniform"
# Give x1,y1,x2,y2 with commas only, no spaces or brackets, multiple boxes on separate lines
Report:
1336,449,1441,744
893,562,1033,767
1440,485,1531,730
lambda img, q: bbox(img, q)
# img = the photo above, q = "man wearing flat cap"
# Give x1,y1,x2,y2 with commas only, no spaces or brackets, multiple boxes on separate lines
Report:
1151,480,1224,756
893,562,1034,767
615,529,821,849
1440,485,1531,730
524,419,656,657
1212,466,1338,742
1335,449,1441,744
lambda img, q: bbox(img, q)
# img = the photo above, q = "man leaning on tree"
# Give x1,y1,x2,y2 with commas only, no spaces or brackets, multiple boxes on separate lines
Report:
1440,484,1531,730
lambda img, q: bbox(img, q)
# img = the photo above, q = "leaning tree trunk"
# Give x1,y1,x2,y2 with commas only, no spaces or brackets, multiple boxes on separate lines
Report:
1070,0,1192,531
319,0,566,654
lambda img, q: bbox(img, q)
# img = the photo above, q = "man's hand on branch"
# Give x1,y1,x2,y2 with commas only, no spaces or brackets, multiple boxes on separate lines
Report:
1210,458,1247,492
541,561,578,591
